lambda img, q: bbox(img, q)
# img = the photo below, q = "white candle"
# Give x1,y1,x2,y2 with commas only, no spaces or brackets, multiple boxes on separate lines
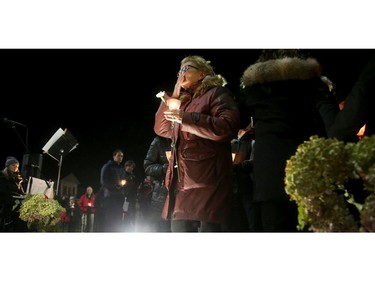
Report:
165,151,172,160
167,98,181,110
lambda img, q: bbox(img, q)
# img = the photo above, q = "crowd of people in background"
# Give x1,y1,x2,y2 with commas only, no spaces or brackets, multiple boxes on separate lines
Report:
1,50,374,232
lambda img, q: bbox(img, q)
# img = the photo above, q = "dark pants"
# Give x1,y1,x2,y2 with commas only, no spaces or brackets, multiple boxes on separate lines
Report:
103,196,124,232
257,200,298,232
171,220,222,232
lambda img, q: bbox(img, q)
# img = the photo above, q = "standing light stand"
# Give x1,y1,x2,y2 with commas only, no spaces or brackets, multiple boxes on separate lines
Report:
56,149,64,198
3,117,29,154
42,128,78,197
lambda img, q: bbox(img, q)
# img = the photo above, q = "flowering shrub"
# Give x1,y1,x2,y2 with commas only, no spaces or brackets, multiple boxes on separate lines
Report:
19,193,66,232
285,135,375,232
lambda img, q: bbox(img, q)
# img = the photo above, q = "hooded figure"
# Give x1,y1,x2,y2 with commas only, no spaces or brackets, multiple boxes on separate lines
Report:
239,49,338,231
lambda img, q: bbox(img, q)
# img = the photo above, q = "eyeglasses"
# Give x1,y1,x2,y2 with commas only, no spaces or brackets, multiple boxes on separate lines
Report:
177,64,199,77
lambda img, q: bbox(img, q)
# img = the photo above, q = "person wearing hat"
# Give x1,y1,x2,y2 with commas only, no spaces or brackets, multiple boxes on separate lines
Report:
0,156,27,231
1,156,25,195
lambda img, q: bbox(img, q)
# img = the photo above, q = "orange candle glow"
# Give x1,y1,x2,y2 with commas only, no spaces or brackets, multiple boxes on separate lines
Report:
167,98,181,110
165,151,172,160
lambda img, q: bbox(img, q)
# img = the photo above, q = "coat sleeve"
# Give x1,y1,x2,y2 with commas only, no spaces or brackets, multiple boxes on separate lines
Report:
143,137,168,180
181,87,241,142
154,101,173,139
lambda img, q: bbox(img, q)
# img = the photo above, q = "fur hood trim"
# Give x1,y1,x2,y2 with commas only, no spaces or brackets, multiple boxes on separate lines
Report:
241,57,321,87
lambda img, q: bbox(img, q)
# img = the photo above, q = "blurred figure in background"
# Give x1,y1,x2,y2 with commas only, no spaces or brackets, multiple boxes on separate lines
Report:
328,53,375,141
67,196,80,232
0,156,27,231
97,149,126,232
142,135,172,232
136,175,155,231
226,122,258,231
122,160,138,232
78,186,96,232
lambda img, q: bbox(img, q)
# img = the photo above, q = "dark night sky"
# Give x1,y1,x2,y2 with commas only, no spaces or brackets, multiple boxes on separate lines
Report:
1,49,372,194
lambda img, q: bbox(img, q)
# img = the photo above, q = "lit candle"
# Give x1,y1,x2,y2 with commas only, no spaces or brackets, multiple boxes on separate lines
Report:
165,151,172,160
167,98,181,110
121,179,126,186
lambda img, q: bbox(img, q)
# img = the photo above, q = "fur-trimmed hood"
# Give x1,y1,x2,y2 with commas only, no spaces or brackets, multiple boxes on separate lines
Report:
241,57,322,88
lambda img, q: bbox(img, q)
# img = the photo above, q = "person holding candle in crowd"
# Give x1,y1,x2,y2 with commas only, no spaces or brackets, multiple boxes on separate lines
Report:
142,135,172,232
97,149,126,232
78,186,96,232
154,55,241,232
328,52,375,141
226,122,258,231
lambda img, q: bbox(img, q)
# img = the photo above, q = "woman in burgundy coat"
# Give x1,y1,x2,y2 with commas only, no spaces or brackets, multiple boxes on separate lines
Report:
154,55,241,232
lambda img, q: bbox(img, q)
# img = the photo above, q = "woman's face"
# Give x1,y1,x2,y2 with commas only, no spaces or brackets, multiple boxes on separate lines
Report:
8,163,19,173
177,62,205,90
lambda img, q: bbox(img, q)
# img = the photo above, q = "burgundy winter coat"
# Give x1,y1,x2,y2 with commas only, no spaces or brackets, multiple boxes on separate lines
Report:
154,86,240,224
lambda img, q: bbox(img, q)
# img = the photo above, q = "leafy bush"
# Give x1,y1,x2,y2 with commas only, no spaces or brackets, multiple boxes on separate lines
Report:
19,193,66,232
285,135,375,232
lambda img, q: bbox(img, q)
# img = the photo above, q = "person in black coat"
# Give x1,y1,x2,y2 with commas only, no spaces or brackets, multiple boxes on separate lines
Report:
97,149,126,232
122,160,139,232
239,49,338,231
0,156,27,231
319,52,375,207
143,136,172,232
223,125,257,232
328,52,375,141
